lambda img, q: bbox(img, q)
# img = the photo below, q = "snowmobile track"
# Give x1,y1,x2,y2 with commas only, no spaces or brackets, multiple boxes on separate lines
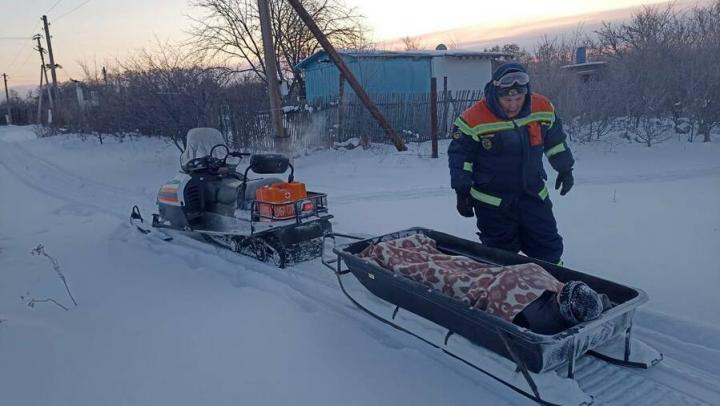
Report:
574,355,714,405
0,140,136,219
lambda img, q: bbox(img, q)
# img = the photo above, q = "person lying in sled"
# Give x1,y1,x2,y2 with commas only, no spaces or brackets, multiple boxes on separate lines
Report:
360,234,608,335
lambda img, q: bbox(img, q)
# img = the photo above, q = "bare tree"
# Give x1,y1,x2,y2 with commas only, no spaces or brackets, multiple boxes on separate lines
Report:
445,35,460,50
188,0,368,98
685,0,720,142
401,36,423,51
482,43,530,61
593,2,720,143
62,41,234,151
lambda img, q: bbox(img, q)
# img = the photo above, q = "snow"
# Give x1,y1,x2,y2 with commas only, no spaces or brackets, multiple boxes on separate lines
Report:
1,125,720,405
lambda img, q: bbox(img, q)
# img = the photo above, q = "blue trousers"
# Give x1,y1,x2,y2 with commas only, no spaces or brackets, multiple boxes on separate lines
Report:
473,194,563,264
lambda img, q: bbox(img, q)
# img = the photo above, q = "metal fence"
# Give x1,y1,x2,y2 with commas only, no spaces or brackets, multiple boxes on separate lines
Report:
231,89,483,151
307,89,483,144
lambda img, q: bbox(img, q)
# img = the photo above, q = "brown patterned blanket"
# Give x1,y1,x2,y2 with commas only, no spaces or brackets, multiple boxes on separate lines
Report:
359,234,564,322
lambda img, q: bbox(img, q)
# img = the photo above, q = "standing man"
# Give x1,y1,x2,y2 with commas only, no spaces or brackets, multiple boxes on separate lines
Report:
448,63,574,264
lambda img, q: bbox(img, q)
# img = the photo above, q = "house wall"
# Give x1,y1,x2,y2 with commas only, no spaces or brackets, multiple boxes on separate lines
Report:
303,55,432,101
303,57,342,102
430,57,492,93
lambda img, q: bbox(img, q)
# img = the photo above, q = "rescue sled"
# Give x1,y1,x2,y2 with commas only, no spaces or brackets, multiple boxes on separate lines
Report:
131,128,332,268
322,228,663,405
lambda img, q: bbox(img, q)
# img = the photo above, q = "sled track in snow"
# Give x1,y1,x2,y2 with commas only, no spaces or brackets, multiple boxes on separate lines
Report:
574,355,718,405
0,140,141,219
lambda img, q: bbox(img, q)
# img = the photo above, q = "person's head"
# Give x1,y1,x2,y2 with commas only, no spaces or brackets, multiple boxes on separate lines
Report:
497,90,527,118
486,63,531,119
557,281,604,325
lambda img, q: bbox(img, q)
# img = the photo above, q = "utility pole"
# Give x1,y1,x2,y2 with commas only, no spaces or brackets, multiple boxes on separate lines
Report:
3,73,11,125
257,0,288,155
34,34,49,90
36,66,44,124
42,15,59,100
33,34,55,124
285,0,407,151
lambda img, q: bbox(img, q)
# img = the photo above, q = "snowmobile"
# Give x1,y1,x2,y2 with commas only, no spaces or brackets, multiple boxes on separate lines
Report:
131,127,332,268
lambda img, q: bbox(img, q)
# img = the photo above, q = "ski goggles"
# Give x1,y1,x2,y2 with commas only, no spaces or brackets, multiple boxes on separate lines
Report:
492,71,530,88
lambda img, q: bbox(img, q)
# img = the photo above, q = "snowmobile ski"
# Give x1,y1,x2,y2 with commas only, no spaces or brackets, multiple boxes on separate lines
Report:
130,205,173,241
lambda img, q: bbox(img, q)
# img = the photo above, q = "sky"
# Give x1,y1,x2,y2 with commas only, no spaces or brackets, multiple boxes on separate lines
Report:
0,0,678,91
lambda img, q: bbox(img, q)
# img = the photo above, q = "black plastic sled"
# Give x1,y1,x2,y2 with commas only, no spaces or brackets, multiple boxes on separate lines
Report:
323,228,662,405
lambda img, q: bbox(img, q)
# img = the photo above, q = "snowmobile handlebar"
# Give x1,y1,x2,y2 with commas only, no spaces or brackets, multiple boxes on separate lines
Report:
182,145,254,174
210,144,252,160
229,152,252,158
209,144,251,162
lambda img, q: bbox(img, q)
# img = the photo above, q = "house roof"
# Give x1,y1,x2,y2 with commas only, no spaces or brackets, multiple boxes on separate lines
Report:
296,49,512,70
560,61,608,70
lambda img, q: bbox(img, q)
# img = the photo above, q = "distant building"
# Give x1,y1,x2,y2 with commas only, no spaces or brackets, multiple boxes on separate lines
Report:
560,47,607,82
295,48,511,102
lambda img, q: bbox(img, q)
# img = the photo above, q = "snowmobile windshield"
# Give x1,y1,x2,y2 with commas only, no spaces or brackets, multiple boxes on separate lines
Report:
180,128,227,168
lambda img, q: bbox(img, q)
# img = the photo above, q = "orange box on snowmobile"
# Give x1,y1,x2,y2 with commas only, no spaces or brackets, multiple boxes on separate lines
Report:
273,181,307,201
255,182,307,220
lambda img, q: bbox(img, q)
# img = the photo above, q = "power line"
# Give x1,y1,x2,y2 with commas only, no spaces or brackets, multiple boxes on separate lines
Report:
1,23,43,74
0,0,67,76
2,0,91,87
60,68,72,82
3,46,27,72
10,48,37,77
47,0,66,13
54,0,93,22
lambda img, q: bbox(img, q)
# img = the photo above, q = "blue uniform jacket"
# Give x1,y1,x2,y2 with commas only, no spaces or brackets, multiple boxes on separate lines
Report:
448,65,574,206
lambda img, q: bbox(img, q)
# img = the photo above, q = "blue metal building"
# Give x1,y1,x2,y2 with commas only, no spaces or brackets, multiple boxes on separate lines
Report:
296,49,505,102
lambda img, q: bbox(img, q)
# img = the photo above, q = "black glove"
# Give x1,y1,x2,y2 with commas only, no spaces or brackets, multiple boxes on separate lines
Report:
555,170,574,196
456,191,475,218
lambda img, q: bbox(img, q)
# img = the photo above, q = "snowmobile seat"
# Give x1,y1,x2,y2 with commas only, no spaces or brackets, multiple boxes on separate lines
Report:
249,154,290,174
215,179,244,205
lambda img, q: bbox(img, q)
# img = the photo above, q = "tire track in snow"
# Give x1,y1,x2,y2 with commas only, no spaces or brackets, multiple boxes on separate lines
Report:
0,139,139,220
575,355,717,405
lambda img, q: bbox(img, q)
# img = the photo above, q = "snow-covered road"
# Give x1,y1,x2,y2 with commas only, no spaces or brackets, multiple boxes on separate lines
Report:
1,126,719,405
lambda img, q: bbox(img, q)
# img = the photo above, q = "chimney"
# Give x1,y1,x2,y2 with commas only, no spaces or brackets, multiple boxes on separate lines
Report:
576,47,587,64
